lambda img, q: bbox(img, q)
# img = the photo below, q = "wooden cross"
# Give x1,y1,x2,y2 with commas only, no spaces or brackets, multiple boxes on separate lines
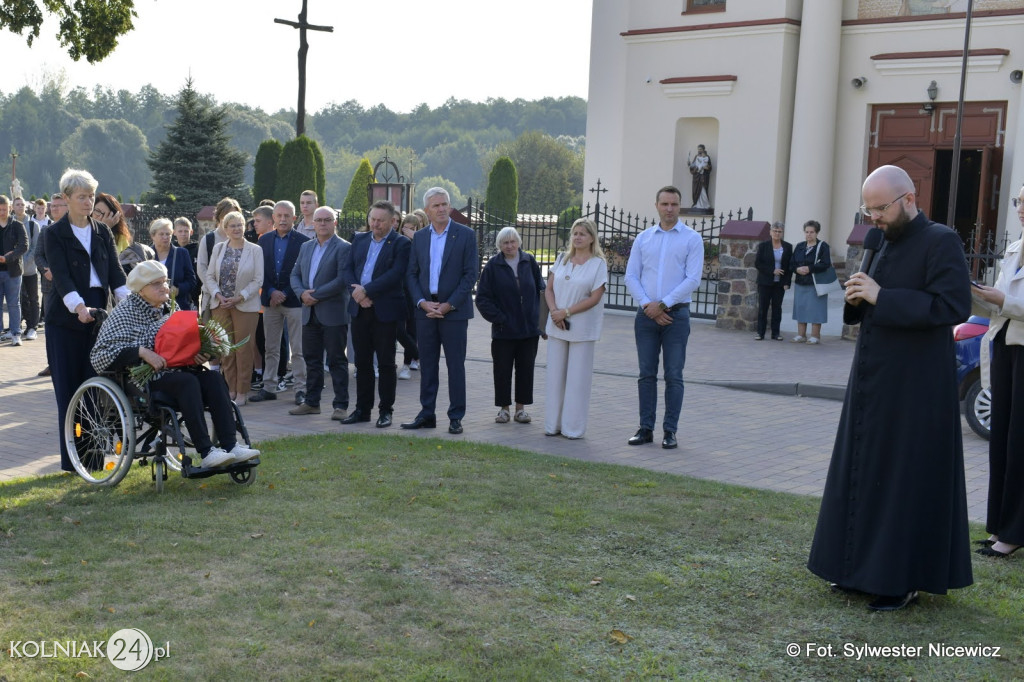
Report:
275,0,334,136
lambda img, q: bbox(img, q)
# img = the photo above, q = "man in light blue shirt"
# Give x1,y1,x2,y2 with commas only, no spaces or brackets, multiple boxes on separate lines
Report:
624,185,704,450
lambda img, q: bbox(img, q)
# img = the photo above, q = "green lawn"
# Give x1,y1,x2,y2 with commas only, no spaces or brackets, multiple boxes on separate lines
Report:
1,434,1021,680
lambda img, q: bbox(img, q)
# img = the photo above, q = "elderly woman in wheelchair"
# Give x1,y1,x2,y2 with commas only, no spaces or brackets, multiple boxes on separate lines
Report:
71,260,259,488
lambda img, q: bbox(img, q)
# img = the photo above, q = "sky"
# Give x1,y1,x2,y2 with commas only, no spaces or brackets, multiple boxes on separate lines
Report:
2,0,593,113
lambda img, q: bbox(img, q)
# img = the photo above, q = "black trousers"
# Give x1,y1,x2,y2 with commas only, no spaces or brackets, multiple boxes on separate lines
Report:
396,312,419,365
301,307,349,409
491,336,539,407
757,283,786,338
351,306,397,413
152,369,237,456
986,327,1024,543
20,273,39,330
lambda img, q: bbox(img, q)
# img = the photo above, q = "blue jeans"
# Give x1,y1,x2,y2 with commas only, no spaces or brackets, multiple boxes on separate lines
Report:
634,306,690,432
0,272,22,337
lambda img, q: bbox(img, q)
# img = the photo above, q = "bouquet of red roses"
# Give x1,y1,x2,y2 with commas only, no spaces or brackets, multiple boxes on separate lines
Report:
129,310,249,388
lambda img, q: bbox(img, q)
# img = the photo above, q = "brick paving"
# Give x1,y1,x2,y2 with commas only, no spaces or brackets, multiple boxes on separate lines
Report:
0,308,990,522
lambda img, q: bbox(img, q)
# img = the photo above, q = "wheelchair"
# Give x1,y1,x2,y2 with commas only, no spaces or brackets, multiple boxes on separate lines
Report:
64,368,259,493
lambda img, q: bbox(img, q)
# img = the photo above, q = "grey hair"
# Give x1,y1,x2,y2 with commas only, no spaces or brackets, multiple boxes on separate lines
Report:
148,218,173,236
423,186,450,206
59,168,99,197
495,226,521,250
274,200,296,215
314,206,337,221
771,221,785,230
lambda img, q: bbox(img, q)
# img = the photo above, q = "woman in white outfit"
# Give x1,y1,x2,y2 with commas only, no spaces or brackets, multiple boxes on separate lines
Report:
544,218,607,439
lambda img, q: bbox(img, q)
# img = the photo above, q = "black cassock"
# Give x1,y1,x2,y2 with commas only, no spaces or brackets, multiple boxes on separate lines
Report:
808,212,973,596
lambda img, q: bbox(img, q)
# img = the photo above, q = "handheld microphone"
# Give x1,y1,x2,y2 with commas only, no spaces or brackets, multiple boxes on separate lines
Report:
859,227,885,274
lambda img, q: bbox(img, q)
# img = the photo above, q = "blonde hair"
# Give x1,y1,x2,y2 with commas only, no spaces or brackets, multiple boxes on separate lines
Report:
221,210,246,229
148,217,173,236
566,218,605,261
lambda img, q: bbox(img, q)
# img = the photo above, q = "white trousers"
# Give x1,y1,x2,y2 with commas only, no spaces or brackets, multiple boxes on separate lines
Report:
544,338,596,439
263,305,306,392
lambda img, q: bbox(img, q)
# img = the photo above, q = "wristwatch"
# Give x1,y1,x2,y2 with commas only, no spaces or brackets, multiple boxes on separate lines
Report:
564,308,572,319
658,301,667,311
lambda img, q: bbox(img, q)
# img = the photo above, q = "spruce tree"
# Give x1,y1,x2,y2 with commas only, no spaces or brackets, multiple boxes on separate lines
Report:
253,139,283,203
485,156,519,220
147,79,249,214
342,158,375,216
274,136,318,208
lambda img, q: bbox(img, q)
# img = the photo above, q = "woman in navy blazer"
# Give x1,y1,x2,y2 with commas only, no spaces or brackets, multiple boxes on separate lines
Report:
753,221,793,341
43,168,129,472
149,218,196,310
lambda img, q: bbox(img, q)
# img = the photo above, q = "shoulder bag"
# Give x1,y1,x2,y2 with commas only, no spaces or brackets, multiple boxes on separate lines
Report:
812,242,841,296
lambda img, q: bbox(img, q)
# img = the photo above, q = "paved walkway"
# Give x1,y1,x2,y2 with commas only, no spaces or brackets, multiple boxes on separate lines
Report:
0,306,990,522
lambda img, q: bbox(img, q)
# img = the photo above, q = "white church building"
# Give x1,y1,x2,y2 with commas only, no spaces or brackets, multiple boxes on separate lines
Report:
583,0,1024,251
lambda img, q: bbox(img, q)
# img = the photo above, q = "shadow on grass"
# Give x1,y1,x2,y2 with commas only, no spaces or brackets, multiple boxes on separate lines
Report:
1,433,1022,680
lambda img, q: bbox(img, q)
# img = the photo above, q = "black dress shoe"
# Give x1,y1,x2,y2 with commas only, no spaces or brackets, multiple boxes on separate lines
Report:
448,419,463,434
976,544,1023,558
400,415,436,429
867,591,918,611
249,388,277,402
376,411,393,428
628,428,653,446
341,410,371,424
662,431,678,449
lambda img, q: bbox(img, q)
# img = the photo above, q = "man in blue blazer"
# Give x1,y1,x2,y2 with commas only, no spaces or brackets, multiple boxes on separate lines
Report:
288,206,351,419
402,187,479,434
341,200,411,428
254,200,309,404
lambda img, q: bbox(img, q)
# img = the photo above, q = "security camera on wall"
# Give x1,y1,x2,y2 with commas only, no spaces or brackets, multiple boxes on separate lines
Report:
1011,70,1023,84
851,77,867,89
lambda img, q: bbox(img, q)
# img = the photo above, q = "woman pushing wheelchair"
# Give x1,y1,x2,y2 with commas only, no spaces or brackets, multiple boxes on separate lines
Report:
90,260,259,469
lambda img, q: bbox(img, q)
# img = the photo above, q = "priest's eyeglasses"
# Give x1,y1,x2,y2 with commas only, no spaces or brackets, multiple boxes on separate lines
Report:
859,193,908,218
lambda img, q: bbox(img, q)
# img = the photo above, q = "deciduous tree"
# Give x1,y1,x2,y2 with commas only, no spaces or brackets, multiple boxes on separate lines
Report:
1,0,137,63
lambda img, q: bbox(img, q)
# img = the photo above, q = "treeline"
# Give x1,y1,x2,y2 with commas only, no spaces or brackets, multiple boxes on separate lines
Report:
0,79,585,213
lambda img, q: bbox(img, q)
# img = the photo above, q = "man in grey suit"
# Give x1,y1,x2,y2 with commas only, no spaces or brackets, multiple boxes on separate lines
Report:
401,187,479,434
288,206,352,419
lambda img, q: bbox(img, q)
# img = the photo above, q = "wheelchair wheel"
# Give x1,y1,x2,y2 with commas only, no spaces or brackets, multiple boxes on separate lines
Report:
230,467,257,487
153,458,166,493
65,377,136,486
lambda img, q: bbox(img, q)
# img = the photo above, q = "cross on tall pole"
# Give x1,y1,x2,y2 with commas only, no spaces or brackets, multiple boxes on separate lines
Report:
275,0,333,136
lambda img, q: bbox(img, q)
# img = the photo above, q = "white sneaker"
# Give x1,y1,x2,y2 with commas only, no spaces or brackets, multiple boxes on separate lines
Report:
808,337,821,345
228,443,260,463
203,447,233,468
398,365,412,380
791,335,806,343
410,360,419,371
10,336,21,346
24,328,37,340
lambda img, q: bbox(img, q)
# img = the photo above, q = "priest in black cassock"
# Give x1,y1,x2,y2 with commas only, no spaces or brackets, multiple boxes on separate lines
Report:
807,165,973,611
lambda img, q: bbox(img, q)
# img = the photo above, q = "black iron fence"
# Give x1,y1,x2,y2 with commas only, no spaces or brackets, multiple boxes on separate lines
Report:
965,227,1008,285
463,199,752,320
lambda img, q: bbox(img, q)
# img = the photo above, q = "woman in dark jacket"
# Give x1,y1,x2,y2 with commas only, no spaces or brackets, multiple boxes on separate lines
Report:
790,219,831,344
753,221,793,340
149,218,196,310
475,227,545,424
44,169,130,472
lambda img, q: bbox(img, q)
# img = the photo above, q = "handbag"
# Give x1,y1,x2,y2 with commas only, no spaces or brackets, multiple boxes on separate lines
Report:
811,242,842,296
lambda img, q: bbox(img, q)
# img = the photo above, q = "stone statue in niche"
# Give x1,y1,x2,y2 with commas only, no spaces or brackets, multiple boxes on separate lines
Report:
688,145,713,214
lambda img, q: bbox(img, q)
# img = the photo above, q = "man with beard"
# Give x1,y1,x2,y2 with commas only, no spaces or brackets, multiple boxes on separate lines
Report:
807,165,973,611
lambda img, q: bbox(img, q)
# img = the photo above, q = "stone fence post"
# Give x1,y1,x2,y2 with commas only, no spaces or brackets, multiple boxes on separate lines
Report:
715,220,770,331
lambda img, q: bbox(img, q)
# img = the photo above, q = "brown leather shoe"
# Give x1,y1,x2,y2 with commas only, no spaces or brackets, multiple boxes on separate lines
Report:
288,403,321,415
37,366,51,377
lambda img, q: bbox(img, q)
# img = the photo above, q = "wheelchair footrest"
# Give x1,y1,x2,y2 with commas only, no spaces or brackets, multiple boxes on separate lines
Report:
181,457,260,480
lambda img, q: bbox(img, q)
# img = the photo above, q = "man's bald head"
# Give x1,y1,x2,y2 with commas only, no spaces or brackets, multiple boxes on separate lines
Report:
863,165,915,200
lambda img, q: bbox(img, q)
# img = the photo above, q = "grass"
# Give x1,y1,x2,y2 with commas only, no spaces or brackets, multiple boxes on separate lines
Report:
1,433,1022,680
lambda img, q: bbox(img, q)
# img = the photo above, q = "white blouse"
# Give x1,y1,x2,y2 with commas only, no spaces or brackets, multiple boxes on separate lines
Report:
546,254,608,342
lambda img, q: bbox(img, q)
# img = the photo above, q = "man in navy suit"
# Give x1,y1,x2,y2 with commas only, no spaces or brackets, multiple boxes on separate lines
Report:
252,200,309,404
402,188,479,434
288,206,351,419
341,200,411,428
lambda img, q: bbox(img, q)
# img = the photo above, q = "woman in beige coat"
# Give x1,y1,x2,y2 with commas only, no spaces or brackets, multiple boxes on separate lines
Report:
206,211,264,405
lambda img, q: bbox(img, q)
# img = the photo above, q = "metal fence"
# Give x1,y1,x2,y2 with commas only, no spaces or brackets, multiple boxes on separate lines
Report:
463,199,752,320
